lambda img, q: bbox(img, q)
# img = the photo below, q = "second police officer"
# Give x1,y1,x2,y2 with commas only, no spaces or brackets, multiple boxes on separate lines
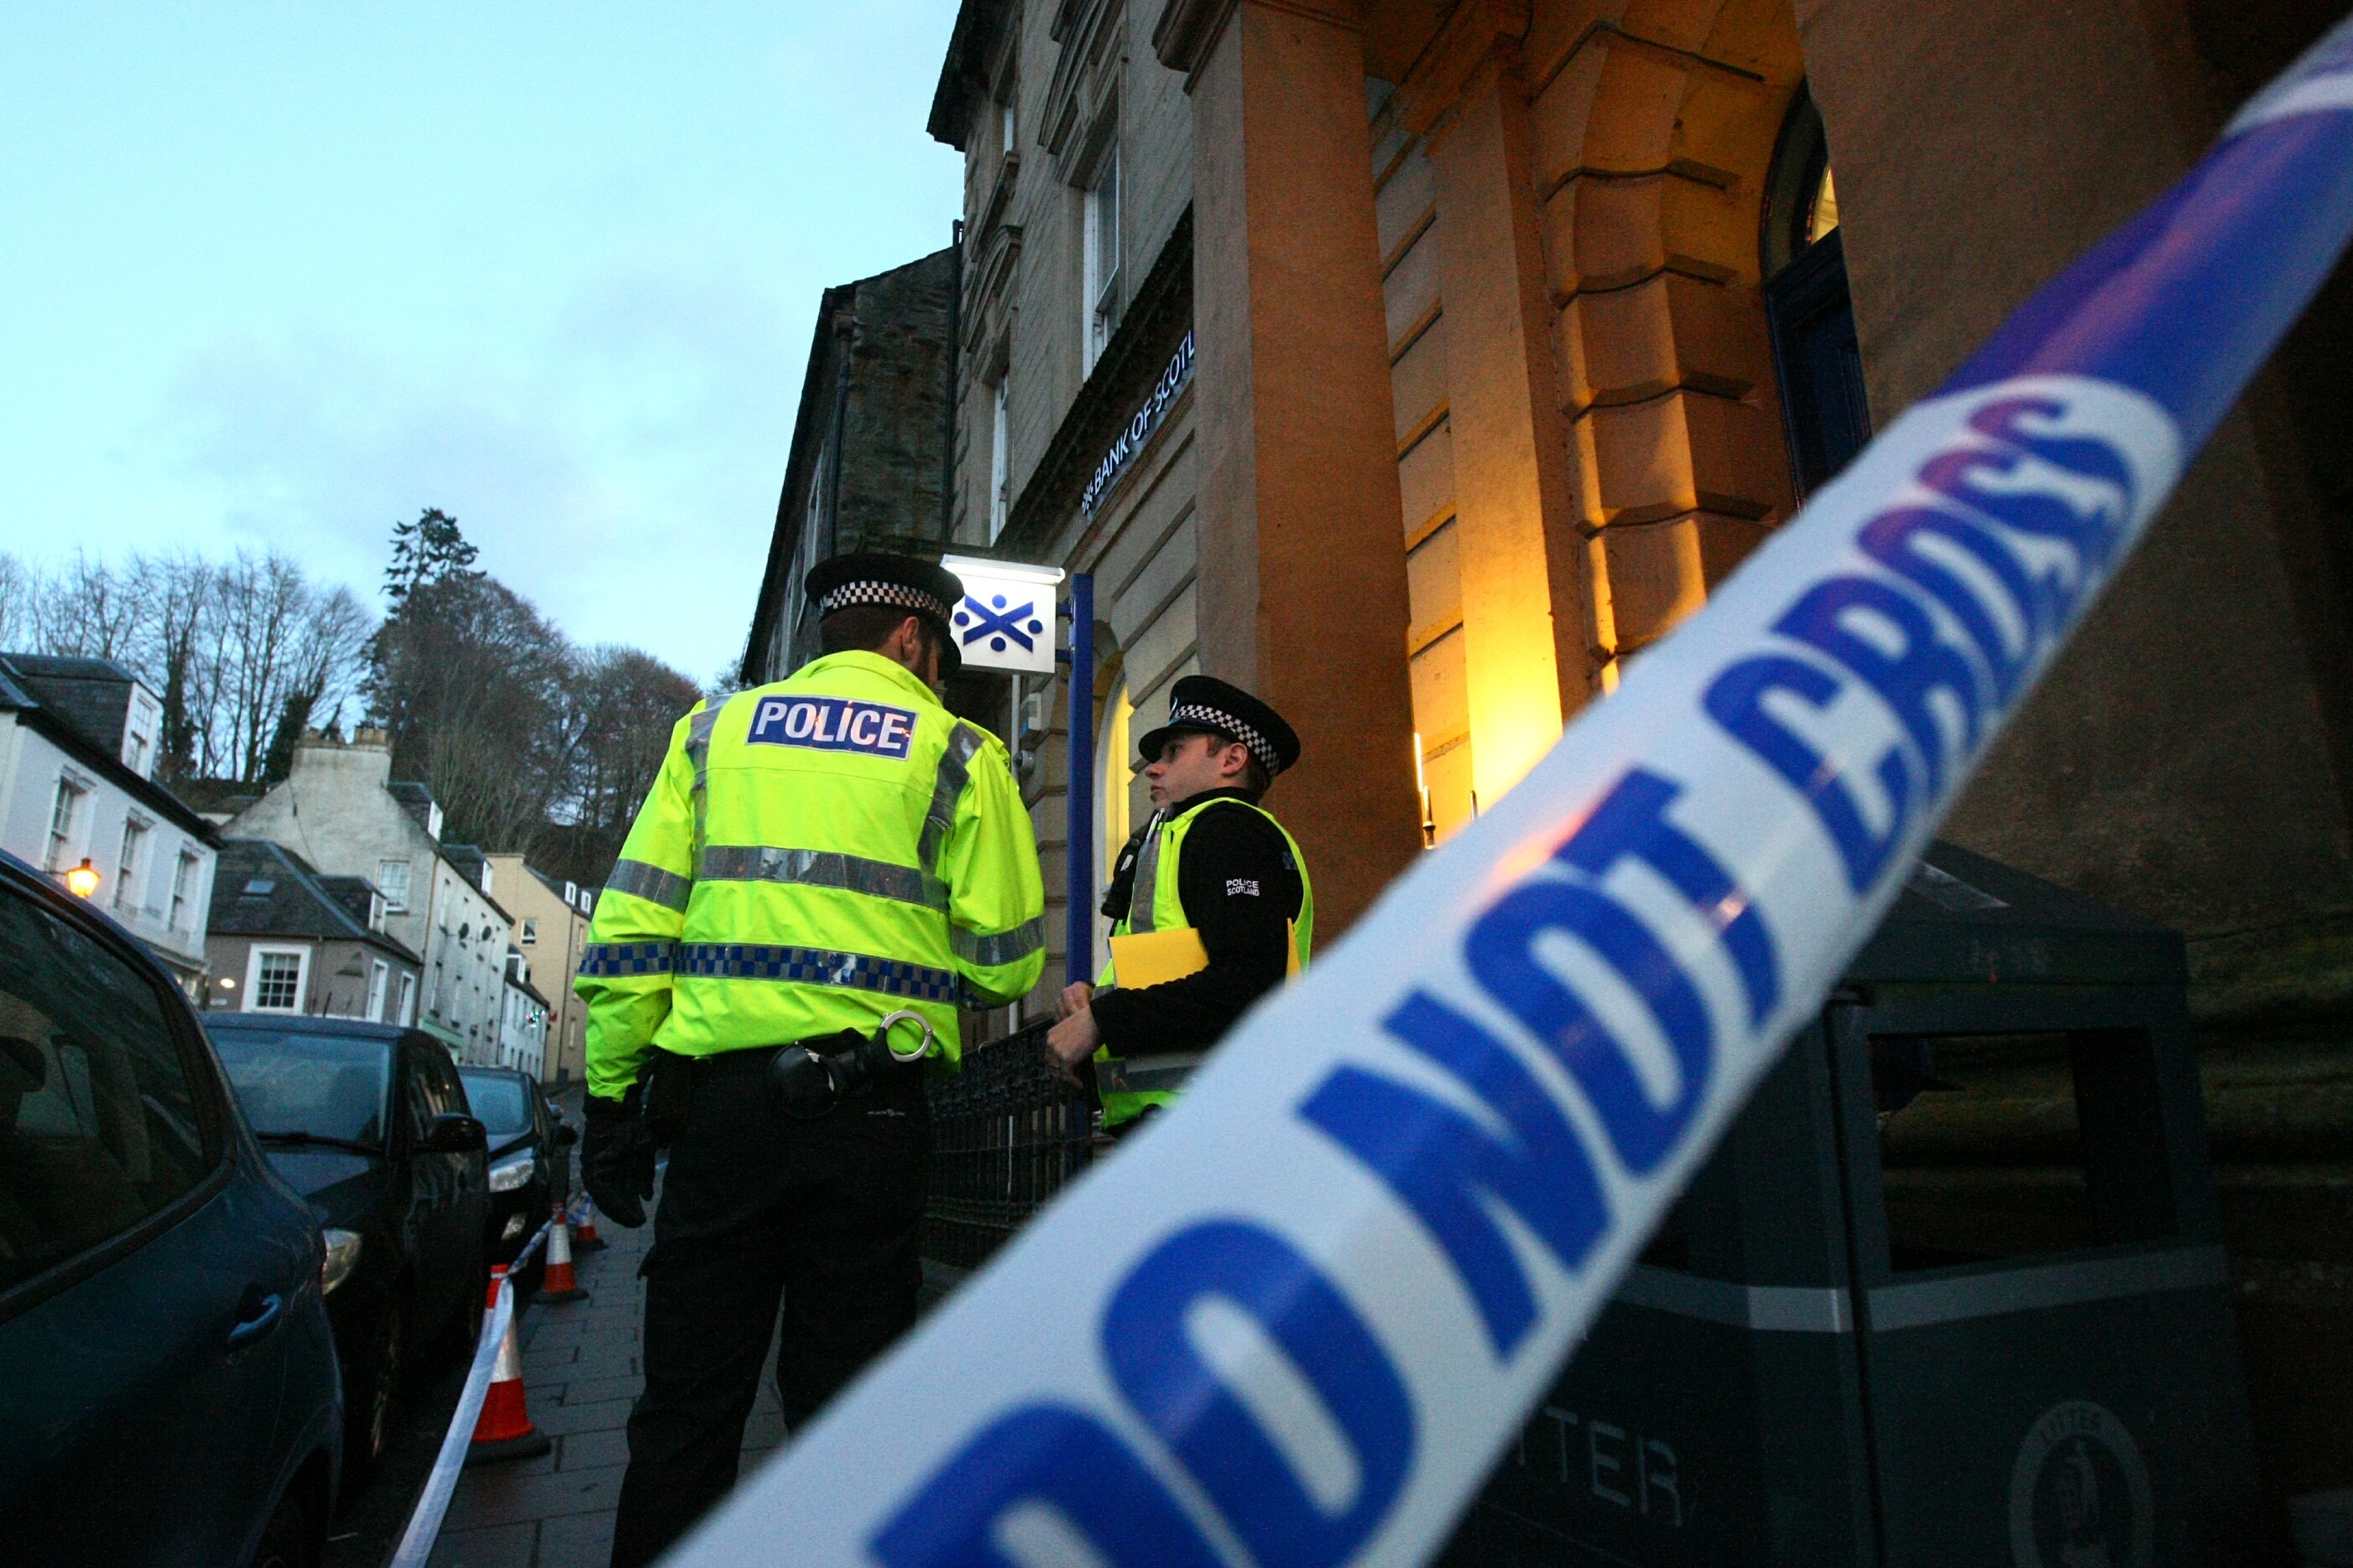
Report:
1046,675,1311,1126
572,554,1046,1568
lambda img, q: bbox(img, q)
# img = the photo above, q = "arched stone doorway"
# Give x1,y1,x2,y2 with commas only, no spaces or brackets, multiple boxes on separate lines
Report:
1375,0,1814,836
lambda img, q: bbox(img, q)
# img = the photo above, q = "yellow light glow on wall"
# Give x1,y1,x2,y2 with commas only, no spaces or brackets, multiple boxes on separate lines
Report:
1413,732,1433,847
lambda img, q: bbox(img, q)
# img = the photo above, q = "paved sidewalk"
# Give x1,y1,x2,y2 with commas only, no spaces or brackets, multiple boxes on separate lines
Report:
424,1206,792,1568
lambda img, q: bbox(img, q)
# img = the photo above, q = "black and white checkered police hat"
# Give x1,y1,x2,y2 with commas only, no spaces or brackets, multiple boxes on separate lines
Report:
805,553,968,676
1135,675,1302,780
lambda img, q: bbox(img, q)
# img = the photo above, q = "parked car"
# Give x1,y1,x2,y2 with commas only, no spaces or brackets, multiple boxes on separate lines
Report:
206,1014,488,1478
0,848,342,1567
459,1064,577,1294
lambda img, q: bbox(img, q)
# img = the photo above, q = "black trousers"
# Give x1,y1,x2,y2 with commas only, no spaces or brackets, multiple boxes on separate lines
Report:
608,1050,929,1568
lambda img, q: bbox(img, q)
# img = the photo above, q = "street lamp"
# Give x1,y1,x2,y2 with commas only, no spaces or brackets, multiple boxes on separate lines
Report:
64,858,101,899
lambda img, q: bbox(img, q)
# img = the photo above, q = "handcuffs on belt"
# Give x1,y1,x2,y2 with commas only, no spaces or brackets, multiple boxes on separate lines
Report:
768,1009,936,1121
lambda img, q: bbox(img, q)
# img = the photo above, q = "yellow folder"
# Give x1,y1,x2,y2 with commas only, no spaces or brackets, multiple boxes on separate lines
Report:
1106,923,1302,987
1106,927,1209,987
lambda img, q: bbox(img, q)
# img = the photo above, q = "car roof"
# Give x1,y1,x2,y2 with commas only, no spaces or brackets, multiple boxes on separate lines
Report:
201,1012,422,1044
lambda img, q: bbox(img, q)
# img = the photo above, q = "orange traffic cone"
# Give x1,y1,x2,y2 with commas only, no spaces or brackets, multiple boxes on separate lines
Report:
466,1268,551,1465
535,1209,589,1305
571,1196,607,1253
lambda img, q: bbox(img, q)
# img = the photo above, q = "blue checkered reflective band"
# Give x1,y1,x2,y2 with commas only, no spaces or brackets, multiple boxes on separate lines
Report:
676,944,959,1003
579,942,676,977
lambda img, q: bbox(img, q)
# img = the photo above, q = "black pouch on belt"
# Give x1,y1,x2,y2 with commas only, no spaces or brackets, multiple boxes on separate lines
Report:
768,1011,936,1121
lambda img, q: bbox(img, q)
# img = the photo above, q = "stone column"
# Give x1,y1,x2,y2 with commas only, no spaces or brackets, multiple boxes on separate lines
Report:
1422,44,1589,804
1158,0,1424,940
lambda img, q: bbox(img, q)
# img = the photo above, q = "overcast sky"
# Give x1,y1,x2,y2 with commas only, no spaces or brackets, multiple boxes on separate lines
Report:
1,3,963,682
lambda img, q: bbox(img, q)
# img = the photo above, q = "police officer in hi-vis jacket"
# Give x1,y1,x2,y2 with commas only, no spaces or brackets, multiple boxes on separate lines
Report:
1046,675,1311,1128
574,553,1046,1568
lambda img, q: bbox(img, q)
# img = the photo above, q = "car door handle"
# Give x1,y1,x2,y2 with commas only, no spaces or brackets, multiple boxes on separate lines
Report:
227,1291,284,1350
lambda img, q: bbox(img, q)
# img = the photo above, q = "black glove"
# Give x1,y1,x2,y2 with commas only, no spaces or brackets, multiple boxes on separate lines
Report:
581,1086,655,1228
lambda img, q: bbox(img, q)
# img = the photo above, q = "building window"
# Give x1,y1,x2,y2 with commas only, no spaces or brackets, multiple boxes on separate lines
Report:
396,972,418,1027
246,946,306,1013
113,818,150,913
1083,144,1121,375
124,694,159,777
989,375,1012,542
45,777,88,873
169,850,201,930
1001,95,1015,156
378,858,411,913
520,918,539,945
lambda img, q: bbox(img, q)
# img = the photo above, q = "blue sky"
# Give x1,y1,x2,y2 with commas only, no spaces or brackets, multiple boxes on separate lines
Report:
0,3,963,681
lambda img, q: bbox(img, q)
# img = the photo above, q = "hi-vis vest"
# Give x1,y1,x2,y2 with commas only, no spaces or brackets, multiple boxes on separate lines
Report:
1094,796,1313,1127
576,650,1046,1100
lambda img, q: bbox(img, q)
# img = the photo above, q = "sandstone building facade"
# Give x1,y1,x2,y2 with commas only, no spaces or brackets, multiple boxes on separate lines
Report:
906,0,2353,1520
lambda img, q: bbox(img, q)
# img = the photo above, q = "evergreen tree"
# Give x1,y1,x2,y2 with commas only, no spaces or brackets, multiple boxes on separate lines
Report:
382,508,480,609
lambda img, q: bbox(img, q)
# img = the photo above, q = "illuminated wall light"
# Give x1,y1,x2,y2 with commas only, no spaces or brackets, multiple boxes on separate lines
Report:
64,858,101,899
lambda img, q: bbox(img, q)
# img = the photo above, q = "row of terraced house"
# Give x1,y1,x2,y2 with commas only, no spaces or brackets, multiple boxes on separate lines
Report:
0,653,592,1083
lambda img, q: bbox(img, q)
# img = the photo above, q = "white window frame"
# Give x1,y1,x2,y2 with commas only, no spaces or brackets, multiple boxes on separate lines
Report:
396,972,418,1027
1083,143,1121,375
243,944,310,1014
125,693,159,775
45,774,91,873
378,858,411,914
366,959,389,1022
169,849,201,931
113,815,152,914
989,376,1011,542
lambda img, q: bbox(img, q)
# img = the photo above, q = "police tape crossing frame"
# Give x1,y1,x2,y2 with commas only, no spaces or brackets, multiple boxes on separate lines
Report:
669,26,2353,1568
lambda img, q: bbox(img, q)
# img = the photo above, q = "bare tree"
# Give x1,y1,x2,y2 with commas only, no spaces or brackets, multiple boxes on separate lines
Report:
19,552,156,662
0,555,34,651
5,549,375,784
530,648,702,888
12,525,691,884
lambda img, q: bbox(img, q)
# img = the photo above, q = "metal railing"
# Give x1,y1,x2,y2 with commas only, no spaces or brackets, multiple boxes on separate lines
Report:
922,1020,1095,1270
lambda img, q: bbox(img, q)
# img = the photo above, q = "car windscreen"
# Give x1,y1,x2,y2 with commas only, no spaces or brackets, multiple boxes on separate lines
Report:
458,1072,531,1138
211,1031,392,1147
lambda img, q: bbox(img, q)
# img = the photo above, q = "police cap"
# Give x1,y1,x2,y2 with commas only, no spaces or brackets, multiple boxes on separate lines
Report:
805,552,968,676
1135,675,1301,780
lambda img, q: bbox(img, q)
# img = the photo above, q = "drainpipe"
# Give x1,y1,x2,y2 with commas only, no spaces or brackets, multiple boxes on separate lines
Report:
824,304,858,560
942,221,963,540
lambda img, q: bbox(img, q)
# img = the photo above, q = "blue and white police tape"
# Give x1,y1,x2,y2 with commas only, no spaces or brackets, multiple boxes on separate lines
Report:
387,1217,554,1568
667,23,2353,1568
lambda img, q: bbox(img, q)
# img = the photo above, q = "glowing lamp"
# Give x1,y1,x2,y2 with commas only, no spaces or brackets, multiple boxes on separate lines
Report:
65,858,101,899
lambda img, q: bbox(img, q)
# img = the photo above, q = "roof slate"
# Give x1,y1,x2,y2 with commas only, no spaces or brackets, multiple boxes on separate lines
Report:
209,839,421,963
0,654,219,841
5,654,138,758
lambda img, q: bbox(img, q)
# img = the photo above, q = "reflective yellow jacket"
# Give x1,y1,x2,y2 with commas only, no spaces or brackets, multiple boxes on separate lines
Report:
576,650,1046,1100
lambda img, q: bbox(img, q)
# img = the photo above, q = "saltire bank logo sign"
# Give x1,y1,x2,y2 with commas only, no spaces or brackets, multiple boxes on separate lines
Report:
1081,329,1195,518
943,556,1064,676
669,23,2353,1568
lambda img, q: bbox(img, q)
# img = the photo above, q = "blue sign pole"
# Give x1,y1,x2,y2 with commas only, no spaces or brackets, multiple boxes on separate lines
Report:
1065,573,1095,992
